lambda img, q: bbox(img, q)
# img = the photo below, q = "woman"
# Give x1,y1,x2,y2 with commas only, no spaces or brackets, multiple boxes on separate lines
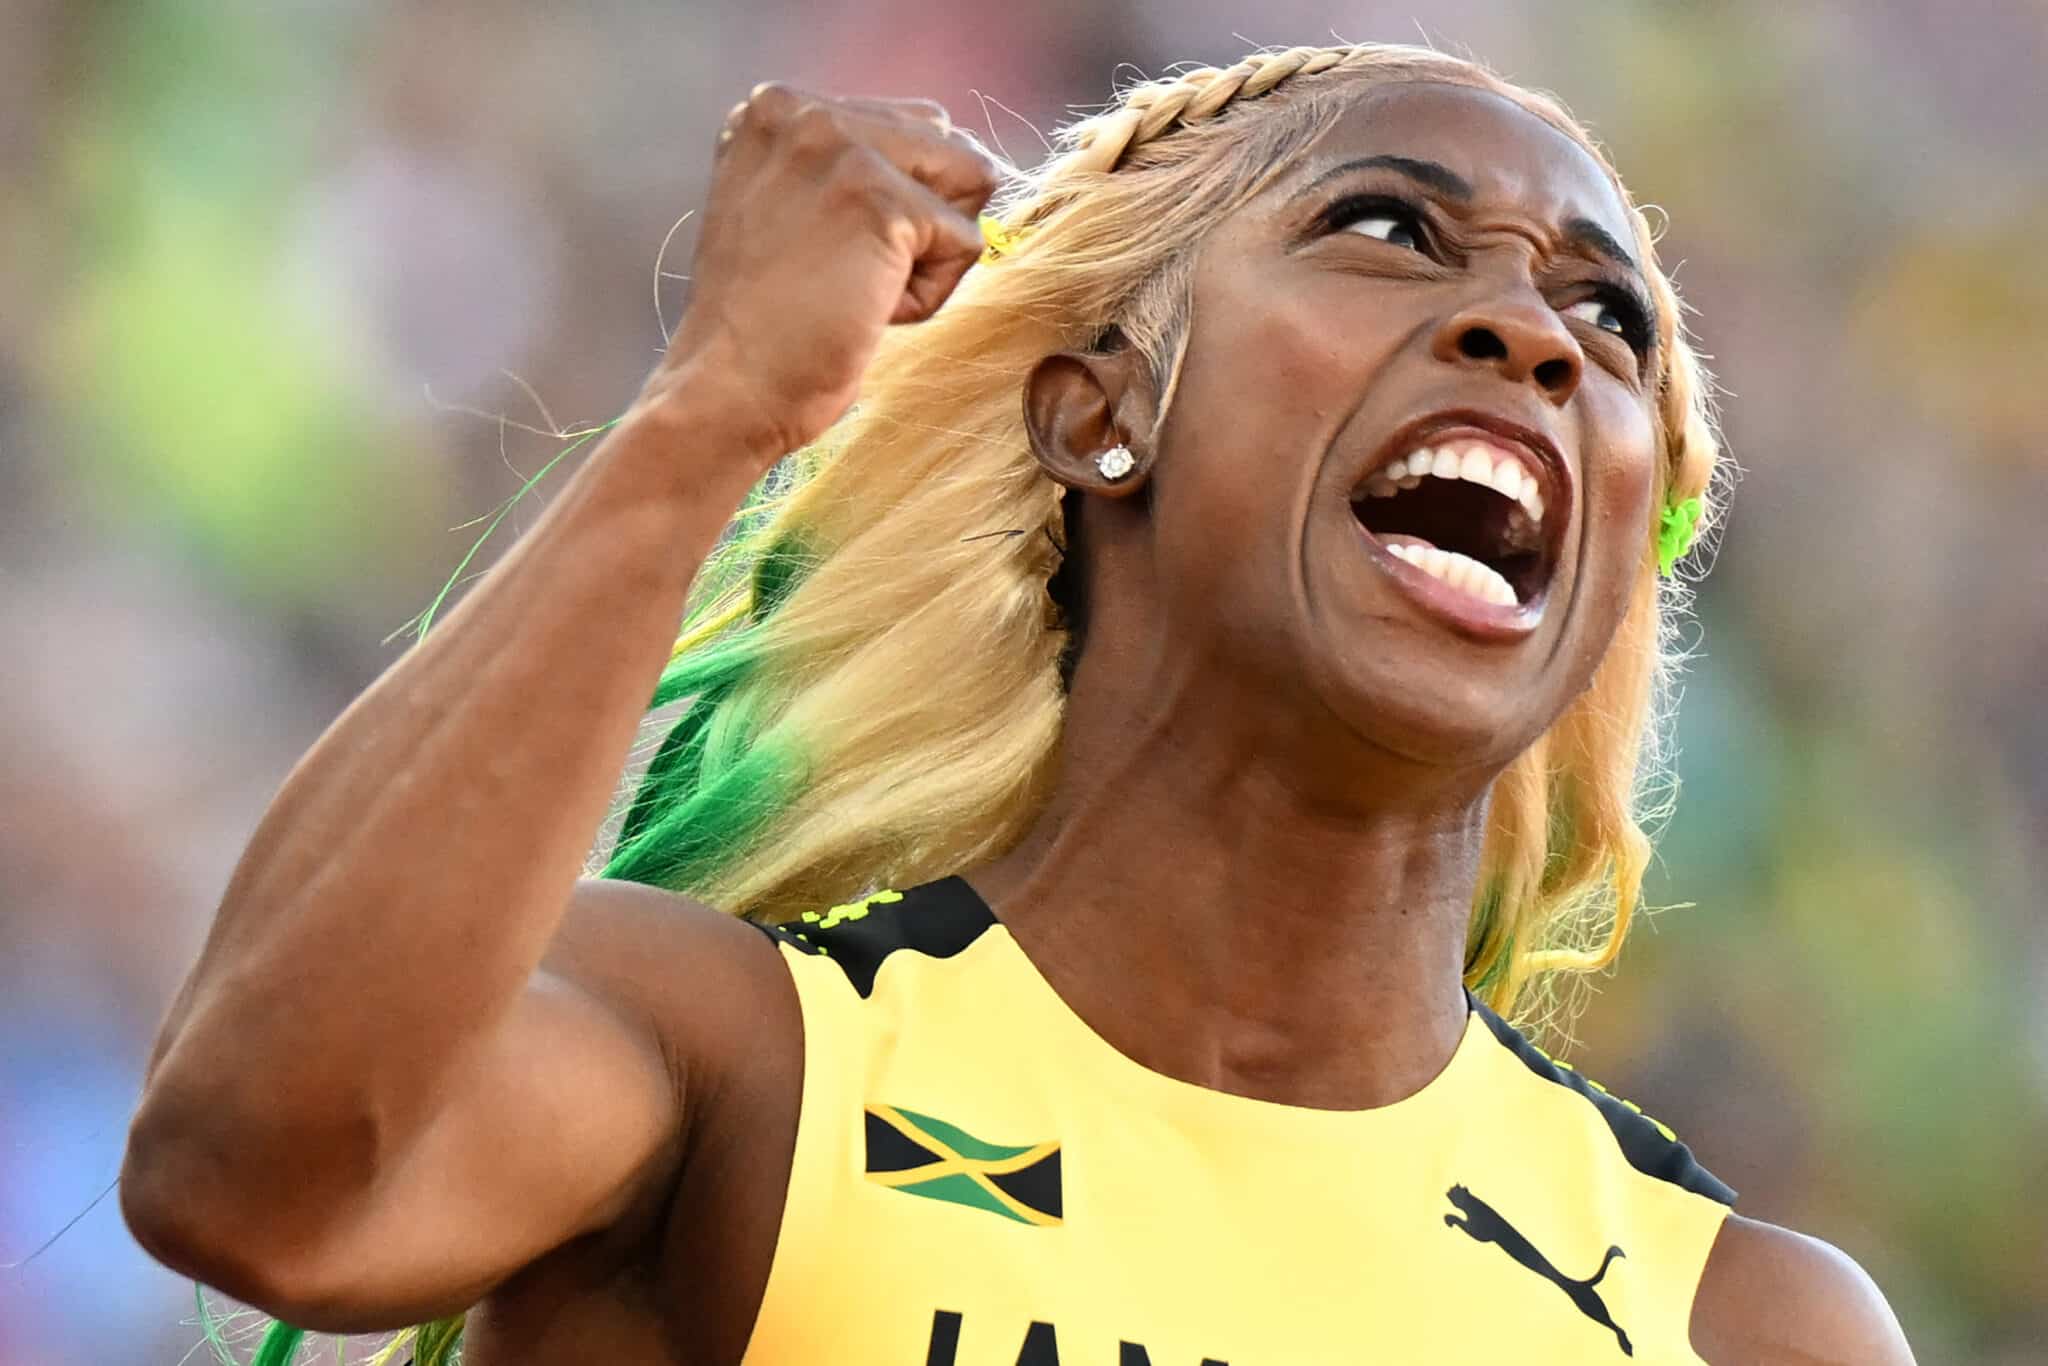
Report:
118,43,1914,1365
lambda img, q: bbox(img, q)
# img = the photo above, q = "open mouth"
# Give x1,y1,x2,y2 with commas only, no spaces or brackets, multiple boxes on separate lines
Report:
1348,434,1557,612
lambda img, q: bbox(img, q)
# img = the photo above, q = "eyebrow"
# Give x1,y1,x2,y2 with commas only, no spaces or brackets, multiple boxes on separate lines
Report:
1297,154,1475,202
1563,216,1642,281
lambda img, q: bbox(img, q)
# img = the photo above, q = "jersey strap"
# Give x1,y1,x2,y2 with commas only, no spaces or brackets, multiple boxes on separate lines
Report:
1470,996,1737,1205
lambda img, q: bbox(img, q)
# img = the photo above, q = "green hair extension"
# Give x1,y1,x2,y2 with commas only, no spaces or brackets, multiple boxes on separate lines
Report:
249,1322,305,1366
194,1284,239,1365
751,531,820,615
603,689,806,891
607,526,822,890
231,1315,464,1366
411,1316,466,1366
384,417,622,646
1655,495,1704,577
1463,878,1511,993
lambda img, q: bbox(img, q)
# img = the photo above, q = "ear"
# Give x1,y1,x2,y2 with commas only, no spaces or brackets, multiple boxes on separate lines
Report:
1022,349,1156,499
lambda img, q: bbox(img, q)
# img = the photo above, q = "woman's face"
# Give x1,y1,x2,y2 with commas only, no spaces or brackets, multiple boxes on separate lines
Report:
1146,79,1661,768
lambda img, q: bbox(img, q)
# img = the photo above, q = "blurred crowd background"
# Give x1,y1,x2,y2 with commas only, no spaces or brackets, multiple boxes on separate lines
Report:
3,0,2045,1361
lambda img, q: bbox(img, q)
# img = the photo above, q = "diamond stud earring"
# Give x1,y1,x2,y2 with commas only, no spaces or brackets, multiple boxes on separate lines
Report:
1096,444,1135,480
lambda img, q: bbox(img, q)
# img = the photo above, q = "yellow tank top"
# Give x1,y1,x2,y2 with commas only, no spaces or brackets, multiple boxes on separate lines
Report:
739,878,1734,1364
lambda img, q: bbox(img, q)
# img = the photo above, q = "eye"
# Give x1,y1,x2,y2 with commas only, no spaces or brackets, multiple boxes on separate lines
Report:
1563,297,1625,333
1563,289,1653,355
1347,213,1424,251
1325,195,1430,253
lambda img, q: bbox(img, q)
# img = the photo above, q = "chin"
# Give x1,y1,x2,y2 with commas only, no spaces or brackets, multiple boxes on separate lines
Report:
1322,669,1553,773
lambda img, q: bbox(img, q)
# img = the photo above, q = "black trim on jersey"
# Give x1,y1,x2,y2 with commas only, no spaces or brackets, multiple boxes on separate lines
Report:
1468,993,1736,1206
753,877,997,998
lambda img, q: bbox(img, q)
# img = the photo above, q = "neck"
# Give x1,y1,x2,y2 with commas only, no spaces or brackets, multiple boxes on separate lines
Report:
968,650,1493,1112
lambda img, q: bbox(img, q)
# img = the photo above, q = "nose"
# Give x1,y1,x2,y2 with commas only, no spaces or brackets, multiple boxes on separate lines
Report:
1431,290,1584,405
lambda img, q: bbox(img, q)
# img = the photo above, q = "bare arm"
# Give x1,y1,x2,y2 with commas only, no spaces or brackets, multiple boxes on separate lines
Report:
1692,1214,1915,1365
119,84,997,1326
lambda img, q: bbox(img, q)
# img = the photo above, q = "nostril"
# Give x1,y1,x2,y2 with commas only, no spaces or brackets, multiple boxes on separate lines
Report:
1457,326,1508,362
1532,357,1576,394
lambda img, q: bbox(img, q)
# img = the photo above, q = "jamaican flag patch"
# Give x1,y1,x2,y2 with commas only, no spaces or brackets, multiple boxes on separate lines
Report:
864,1105,1062,1226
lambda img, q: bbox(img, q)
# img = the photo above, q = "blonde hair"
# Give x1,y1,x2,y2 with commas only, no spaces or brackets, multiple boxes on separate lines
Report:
605,42,1723,1032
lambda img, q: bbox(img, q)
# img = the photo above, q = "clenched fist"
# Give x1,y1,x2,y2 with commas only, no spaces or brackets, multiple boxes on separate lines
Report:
648,85,1001,464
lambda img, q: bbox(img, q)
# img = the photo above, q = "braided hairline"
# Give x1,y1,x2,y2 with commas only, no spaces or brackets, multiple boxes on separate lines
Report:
1066,46,1394,175
1063,43,1628,219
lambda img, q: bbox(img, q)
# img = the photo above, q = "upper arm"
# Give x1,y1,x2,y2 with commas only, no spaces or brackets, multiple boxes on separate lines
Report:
1691,1213,1915,1365
258,879,798,1330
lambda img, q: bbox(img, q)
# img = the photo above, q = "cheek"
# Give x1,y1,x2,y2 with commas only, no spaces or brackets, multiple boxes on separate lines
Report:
1175,258,1404,443
1155,282,1368,589
1577,403,1660,607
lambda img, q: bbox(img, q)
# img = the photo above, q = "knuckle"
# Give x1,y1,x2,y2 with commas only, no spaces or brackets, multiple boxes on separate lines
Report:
715,100,748,152
788,103,845,154
823,142,886,191
742,81,800,124
819,149,894,219
956,149,1001,192
868,195,920,241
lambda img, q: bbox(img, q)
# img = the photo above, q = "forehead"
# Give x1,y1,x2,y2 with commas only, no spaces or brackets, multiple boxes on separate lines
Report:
1279,80,1634,243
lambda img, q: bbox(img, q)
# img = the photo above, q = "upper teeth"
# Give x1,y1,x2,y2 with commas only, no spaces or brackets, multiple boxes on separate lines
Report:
1363,440,1546,525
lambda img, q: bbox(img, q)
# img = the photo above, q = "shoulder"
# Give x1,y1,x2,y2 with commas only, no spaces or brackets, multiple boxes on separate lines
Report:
552,874,791,998
1691,1214,1915,1364
550,877,801,1099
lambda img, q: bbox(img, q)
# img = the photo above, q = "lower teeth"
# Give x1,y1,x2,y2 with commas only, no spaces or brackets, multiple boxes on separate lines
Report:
1386,542,1518,607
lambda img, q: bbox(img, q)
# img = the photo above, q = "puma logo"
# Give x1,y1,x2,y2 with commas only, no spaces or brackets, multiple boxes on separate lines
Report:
1443,1184,1633,1357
